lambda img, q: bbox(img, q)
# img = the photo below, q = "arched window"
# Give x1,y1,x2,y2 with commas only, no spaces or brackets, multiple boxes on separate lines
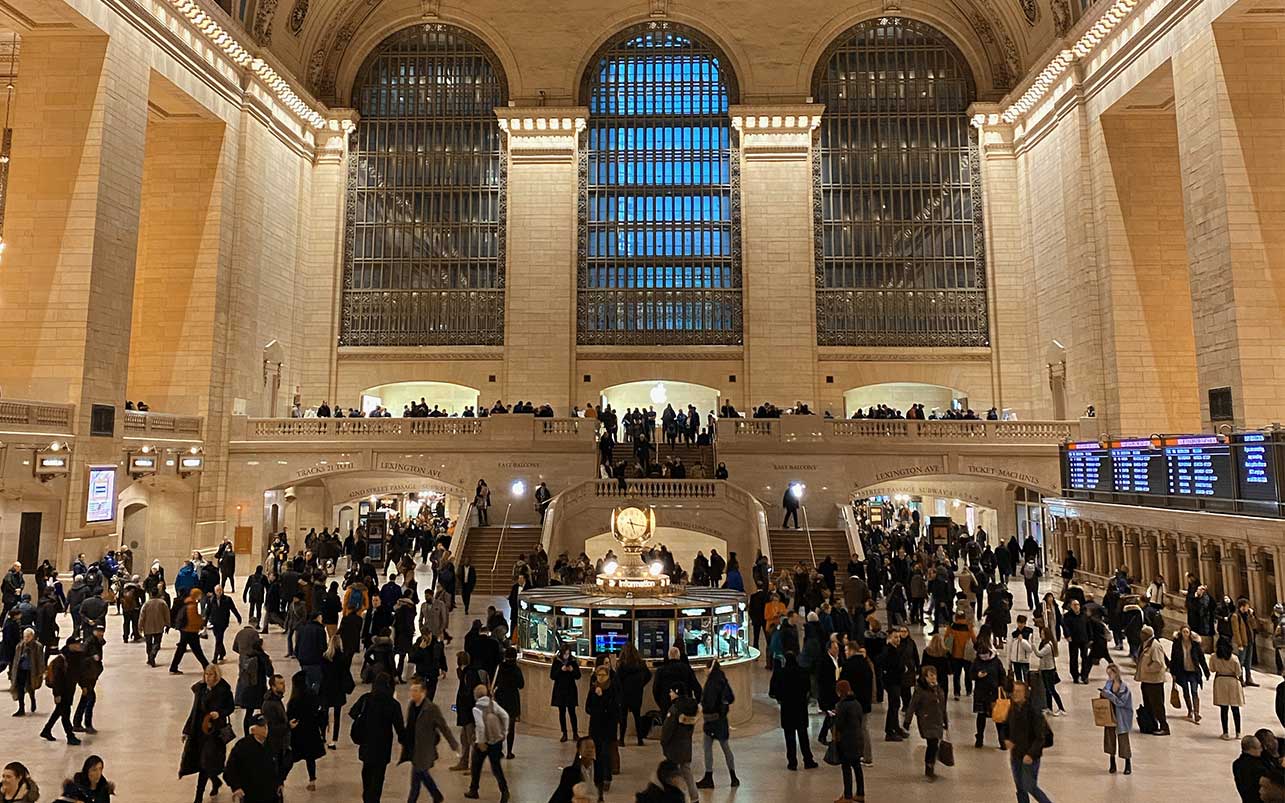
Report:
578,22,741,345
813,18,988,347
341,24,507,346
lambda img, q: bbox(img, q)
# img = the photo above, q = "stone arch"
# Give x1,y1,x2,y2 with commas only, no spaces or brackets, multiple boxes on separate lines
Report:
797,5,1017,97
573,16,748,106
307,6,521,106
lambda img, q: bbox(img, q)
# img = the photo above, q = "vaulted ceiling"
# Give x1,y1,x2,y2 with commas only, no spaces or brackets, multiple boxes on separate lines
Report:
245,0,1074,107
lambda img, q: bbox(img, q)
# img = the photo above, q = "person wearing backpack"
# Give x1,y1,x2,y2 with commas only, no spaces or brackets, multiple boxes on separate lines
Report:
660,684,700,801
696,660,738,789
170,589,210,674
349,672,405,803
465,683,510,802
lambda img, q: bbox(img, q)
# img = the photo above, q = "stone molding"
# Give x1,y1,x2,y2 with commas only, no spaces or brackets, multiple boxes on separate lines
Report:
496,107,587,163
730,104,823,160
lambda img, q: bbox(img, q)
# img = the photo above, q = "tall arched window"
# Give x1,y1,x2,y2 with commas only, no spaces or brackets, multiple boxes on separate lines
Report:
578,22,741,345
813,18,988,347
341,24,507,346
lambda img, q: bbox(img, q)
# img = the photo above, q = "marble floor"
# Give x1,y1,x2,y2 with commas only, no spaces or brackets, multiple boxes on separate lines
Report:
1,572,1269,803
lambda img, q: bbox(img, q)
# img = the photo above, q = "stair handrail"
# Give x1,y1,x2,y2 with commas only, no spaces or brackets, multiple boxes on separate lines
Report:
492,503,513,576
449,499,474,571
836,503,865,561
801,505,817,567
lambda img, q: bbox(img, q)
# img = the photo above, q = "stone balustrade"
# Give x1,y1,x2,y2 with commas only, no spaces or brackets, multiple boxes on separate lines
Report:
0,398,76,434
234,414,594,444
728,416,1080,444
123,410,203,439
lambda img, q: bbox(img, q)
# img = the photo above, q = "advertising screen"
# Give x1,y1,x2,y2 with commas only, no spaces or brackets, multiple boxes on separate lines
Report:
85,466,117,523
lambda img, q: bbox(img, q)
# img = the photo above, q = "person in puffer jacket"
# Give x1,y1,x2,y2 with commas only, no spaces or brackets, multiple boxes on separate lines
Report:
660,685,700,800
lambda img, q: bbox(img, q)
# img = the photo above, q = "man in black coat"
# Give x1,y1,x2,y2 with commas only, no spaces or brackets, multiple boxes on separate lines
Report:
40,640,83,744
206,585,243,663
652,648,700,715
295,611,328,690
351,673,406,803
1,562,23,615
768,652,817,770
815,639,841,744
225,715,281,803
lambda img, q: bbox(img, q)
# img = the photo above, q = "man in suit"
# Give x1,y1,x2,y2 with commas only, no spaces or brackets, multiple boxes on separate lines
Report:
815,638,841,744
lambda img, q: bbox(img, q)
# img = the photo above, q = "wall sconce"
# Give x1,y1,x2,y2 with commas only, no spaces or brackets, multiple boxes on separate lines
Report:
34,441,70,480
178,446,204,477
129,446,159,478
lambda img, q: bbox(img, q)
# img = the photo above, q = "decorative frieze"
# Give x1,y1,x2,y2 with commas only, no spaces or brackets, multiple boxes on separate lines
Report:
496,108,587,164
730,105,823,160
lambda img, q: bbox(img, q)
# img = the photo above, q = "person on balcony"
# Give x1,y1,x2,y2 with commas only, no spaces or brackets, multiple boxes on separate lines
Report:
782,489,800,530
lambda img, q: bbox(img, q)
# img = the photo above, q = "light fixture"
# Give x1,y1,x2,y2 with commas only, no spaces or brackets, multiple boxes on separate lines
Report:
648,561,663,577
511,479,526,496
602,559,619,575
789,481,805,499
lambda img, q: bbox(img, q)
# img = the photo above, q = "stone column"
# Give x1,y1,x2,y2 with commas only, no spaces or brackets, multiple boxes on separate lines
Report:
1092,524,1108,578
0,32,151,538
1106,526,1123,577
1200,541,1222,598
1173,26,1285,426
1248,553,1269,613
1139,529,1159,585
1122,526,1140,584
731,106,822,409
495,108,586,412
1222,544,1243,601
1176,538,1194,586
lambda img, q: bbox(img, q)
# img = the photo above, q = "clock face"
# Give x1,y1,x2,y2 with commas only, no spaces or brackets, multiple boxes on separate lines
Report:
616,507,649,540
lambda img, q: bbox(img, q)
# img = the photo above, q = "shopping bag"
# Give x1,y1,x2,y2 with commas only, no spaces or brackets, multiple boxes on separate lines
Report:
1092,696,1116,728
1169,683,1182,710
937,739,955,767
992,694,1011,724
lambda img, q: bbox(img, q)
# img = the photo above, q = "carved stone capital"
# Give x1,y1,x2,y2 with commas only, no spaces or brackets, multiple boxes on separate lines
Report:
496,107,588,163
730,104,824,160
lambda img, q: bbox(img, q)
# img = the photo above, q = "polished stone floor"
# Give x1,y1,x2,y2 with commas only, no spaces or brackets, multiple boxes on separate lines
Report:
1,570,1269,802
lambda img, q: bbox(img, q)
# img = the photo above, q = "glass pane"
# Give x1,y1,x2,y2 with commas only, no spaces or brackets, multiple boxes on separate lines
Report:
341,25,507,346
813,18,988,347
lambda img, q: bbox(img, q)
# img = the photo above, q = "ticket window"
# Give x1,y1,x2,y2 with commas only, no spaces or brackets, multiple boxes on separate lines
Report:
712,605,745,659
555,607,589,657
521,604,558,654
635,612,674,660
678,608,713,659
591,618,632,657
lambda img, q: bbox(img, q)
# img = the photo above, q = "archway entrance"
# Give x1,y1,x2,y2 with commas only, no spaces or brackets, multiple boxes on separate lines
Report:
600,380,719,419
843,382,967,417
359,381,480,416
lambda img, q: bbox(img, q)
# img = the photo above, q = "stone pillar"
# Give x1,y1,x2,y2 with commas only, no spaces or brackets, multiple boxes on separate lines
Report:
1158,533,1179,589
1248,553,1269,613
300,112,358,405
1200,541,1222,598
1107,527,1123,577
1173,25,1285,427
1176,538,1195,587
1092,525,1108,578
972,109,1035,415
1122,526,1140,583
1139,530,1159,585
495,108,586,412
0,32,151,538
731,106,822,408
1222,544,1243,601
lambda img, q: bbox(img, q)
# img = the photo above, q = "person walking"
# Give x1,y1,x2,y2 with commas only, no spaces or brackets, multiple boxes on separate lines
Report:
1100,663,1133,775
1035,626,1066,716
833,679,867,802
696,659,738,788
206,585,242,664
474,480,491,526
321,632,355,749
548,737,596,803
493,646,525,759
660,685,700,802
585,664,620,798
399,675,458,803
616,643,652,746
233,627,272,736
1004,681,1053,803
350,673,406,803
1170,625,1209,724
408,630,447,702
551,644,582,742
170,588,210,674
140,590,170,667
1063,599,1091,684
769,651,818,770
287,669,327,791
969,643,1005,748
243,567,268,629
62,754,115,803
72,624,104,734
223,715,280,803
260,673,291,788
903,665,948,778
179,663,235,803
40,640,82,745
1134,625,1170,735
1213,639,1246,740
8,628,43,716
451,651,486,771
464,683,511,802
460,559,477,615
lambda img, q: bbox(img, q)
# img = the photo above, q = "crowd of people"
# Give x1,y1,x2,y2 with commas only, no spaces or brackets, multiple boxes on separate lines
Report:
5,498,1285,801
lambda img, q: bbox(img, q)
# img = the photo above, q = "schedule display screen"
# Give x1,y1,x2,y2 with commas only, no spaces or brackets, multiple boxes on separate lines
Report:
1110,439,1165,494
1065,442,1112,492
1234,433,1278,502
1063,431,1282,515
1163,435,1233,498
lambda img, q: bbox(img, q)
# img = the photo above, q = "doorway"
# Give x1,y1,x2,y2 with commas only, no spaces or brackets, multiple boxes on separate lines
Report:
16,512,40,570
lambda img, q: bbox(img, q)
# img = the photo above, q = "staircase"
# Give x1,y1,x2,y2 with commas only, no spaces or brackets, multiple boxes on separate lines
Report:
768,527,853,586
460,524,544,596
621,441,716,478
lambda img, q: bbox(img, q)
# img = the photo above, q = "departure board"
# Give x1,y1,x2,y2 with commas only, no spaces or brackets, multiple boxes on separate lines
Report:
1163,435,1233,498
1066,442,1112,492
1234,433,1278,502
1110,439,1166,494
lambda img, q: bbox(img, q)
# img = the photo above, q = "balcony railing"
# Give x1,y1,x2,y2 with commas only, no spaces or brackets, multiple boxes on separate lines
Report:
123,410,203,439
0,399,75,434
727,417,1079,445
235,415,595,444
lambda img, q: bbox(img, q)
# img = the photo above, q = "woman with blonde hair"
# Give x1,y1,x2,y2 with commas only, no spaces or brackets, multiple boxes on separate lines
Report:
1100,663,1133,774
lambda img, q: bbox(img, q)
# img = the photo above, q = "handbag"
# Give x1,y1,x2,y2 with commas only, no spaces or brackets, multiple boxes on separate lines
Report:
937,739,955,767
823,741,842,766
1091,696,1117,728
1169,682,1182,710
991,693,1011,724
217,722,236,744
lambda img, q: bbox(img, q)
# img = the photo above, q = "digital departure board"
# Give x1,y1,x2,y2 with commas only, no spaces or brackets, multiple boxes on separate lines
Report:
1110,439,1165,494
1234,433,1278,503
1163,435,1234,498
1062,431,1283,517
1066,441,1112,492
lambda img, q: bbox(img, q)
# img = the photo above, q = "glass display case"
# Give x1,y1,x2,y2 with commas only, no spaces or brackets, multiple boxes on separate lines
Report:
516,586,753,665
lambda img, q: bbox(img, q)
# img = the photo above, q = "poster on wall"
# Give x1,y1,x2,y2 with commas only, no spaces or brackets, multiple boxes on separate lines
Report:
85,466,117,523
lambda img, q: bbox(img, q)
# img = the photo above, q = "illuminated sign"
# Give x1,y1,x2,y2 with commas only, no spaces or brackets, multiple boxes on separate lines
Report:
86,466,117,523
